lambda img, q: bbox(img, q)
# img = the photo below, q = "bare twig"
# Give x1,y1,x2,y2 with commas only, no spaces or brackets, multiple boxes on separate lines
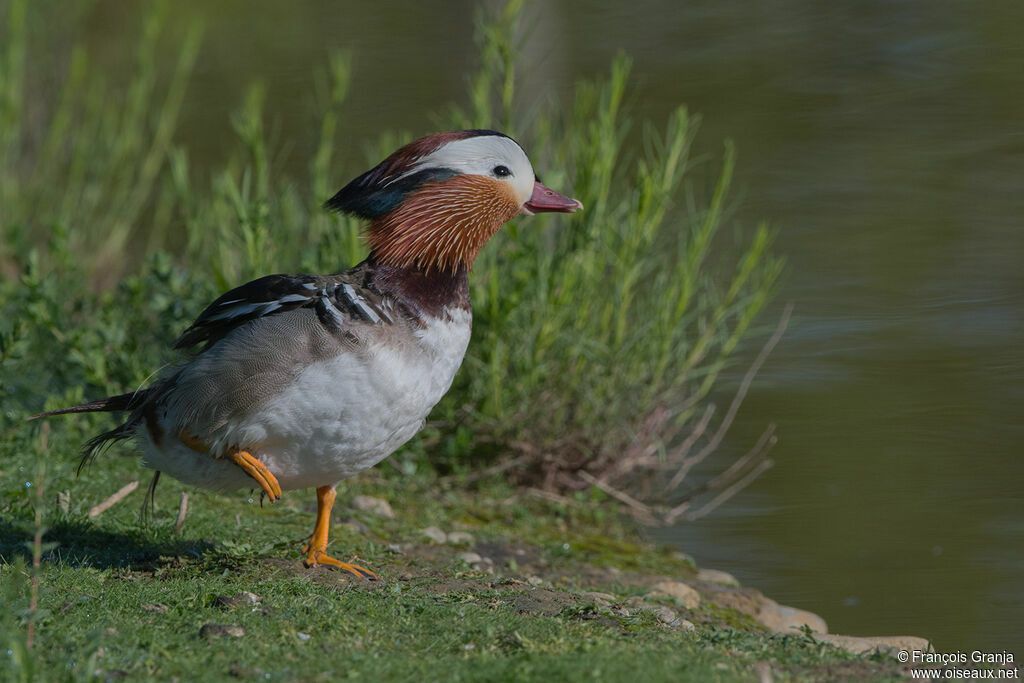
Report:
525,487,582,508
665,403,716,490
88,480,140,519
703,424,776,493
578,471,660,525
667,304,792,490
675,459,774,523
673,424,776,506
174,492,189,535
606,408,673,480
439,453,532,485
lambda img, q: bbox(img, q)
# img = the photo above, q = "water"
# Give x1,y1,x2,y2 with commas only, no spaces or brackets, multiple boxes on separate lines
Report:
53,0,1024,651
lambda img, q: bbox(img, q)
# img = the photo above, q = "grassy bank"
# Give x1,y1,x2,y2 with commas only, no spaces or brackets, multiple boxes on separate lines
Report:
0,445,904,681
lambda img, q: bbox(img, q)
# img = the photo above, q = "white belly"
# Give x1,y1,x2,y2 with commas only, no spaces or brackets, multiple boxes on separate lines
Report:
139,308,471,491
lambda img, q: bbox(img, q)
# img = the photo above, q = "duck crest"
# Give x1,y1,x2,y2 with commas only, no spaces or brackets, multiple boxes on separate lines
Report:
324,130,509,219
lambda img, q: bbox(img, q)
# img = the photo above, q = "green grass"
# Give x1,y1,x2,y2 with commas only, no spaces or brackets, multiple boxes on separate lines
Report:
0,447,897,681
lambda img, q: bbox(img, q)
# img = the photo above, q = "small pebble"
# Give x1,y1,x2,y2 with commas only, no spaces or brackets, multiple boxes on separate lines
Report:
351,495,394,518
756,598,827,634
645,605,679,624
420,526,447,543
141,603,169,614
446,531,474,545
458,552,482,564
215,591,262,610
696,568,740,587
200,624,245,639
649,580,701,609
579,591,617,607
672,551,695,565
296,632,311,641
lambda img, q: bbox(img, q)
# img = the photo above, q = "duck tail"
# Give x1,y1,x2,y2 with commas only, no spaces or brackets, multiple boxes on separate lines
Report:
29,390,149,473
27,390,147,420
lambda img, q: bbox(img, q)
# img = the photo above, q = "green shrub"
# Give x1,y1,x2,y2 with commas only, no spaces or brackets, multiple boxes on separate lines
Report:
0,1,781,516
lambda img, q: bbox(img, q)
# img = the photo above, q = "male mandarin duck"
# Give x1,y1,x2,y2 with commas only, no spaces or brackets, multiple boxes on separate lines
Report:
32,129,582,578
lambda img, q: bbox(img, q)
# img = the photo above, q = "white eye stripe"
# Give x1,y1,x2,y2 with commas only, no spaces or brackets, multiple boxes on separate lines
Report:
397,135,536,206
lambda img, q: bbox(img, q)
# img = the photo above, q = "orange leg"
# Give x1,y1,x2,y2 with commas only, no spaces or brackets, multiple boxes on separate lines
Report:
229,450,282,502
178,431,282,502
178,431,208,453
302,485,377,580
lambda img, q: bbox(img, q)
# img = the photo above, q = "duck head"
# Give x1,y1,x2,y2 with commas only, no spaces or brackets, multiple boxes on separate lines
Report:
326,130,582,273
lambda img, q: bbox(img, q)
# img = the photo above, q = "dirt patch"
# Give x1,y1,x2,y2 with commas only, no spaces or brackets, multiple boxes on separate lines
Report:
501,587,578,617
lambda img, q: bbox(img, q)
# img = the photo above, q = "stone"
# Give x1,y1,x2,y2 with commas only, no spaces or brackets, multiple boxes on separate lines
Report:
420,526,447,543
351,495,394,518
701,585,763,617
579,591,617,607
446,531,474,545
199,624,245,639
644,605,679,624
678,619,697,633
672,551,695,565
816,634,932,656
457,552,482,564
756,598,827,634
696,568,740,587
215,591,261,610
141,603,168,613
650,580,701,609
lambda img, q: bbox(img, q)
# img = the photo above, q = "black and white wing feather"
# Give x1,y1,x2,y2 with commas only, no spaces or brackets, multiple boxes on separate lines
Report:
173,265,396,351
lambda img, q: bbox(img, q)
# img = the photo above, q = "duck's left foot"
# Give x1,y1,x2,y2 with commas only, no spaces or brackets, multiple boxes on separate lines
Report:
229,449,282,502
303,547,378,580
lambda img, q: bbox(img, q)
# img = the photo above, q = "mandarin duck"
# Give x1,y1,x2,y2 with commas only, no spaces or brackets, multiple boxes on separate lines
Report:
32,129,582,578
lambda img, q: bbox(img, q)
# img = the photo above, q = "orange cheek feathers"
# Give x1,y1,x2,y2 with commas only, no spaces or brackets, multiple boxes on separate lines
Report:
366,176,521,273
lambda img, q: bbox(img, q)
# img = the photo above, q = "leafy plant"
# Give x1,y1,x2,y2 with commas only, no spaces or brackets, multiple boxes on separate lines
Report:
0,1,783,522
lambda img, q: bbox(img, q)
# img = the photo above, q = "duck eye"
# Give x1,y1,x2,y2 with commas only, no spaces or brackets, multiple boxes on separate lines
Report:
492,165,511,178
